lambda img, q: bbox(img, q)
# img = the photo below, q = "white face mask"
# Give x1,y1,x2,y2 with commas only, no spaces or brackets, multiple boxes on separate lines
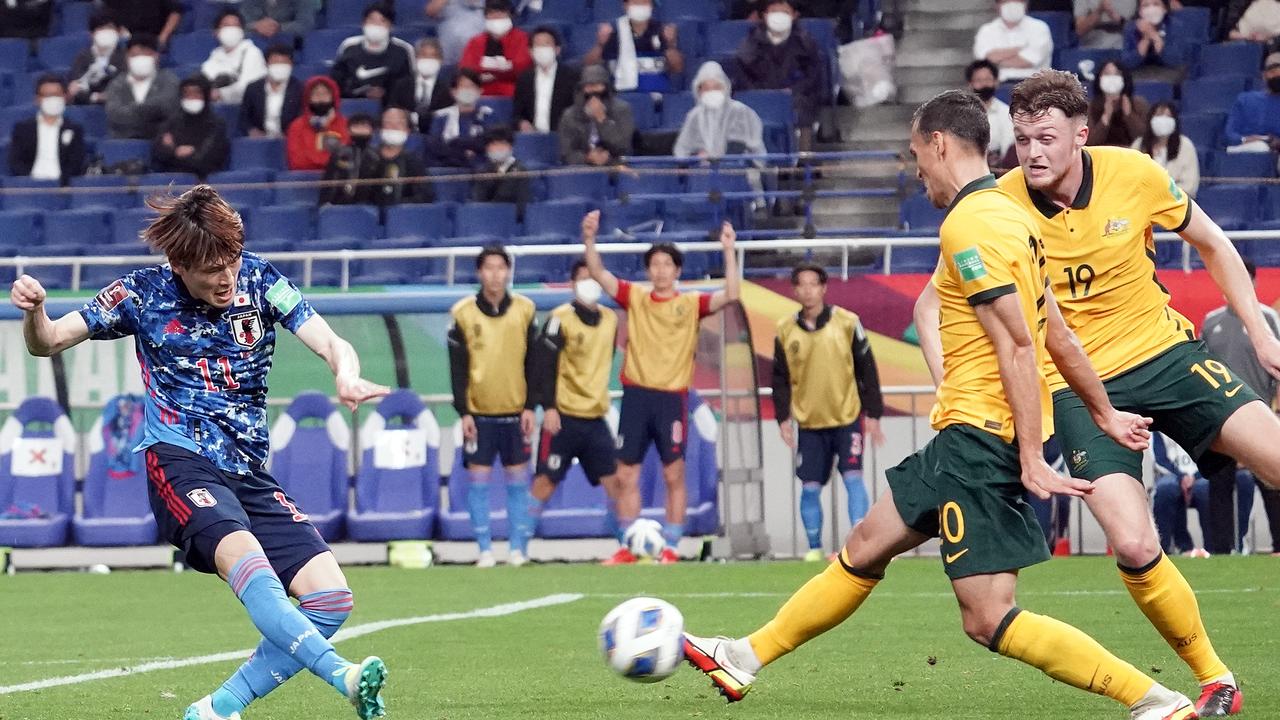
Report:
363,23,390,45
417,57,442,78
700,89,727,109
626,4,653,23
128,54,156,79
39,96,65,117
456,87,481,105
217,26,244,48
487,147,512,164
1139,4,1166,25
93,28,119,51
381,128,409,146
486,17,513,38
766,11,793,35
1099,74,1125,96
574,278,603,305
267,62,292,83
181,98,206,115
999,1,1026,23
531,45,557,68
1150,114,1176,138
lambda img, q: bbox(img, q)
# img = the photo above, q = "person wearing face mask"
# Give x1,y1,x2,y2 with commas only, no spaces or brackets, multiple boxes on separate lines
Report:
201,9,267,106
286,75,350,170
972,0,1054,82
731,0,827,151
104,34,180,139
152,75,230,179
1134,102,1199,204
330,2,416,101
1224,51,1280,155
389,38,455,119
674,61,766,201
472,125,531,216
460,0,532,98
584,0,684,93
427,68,496,167
241,45,304,138
68,12,128,105
965,59,1015,167
514,27,580,132
320,113,378,206
558,64,634,166
1121,0,1192,82
1087,61,1149,147
8,75,86,184
367,107,433,209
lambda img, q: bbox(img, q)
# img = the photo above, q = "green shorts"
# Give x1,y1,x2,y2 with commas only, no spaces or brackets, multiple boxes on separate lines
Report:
1054,340,1261,482
887,425,1050,580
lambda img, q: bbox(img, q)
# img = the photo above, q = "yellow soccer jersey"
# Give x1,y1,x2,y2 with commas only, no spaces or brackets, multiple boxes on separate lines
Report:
546,302,618,418
448,292,537,416
999,147,1194,390
931,174,1052,443
775,307,863,428
615,279,712,392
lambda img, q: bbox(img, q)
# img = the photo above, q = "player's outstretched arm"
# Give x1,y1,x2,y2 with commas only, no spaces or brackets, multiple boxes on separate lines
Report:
912,282,943,388
580,210,619,300
294,314,391,411
974,294,1093,499
1043,290,1152,451
11,274,90,357
708,222,740,314
1180,204,1280,379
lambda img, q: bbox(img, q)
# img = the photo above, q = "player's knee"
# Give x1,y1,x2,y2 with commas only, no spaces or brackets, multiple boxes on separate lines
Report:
1111,534,1161,568
959,608,1004,648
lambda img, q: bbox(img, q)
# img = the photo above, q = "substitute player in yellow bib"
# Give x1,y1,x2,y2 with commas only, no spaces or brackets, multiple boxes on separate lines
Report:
684,89,1194,720
998,70,1280,716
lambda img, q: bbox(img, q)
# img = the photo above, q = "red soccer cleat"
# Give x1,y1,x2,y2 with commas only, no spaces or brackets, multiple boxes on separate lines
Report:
602,547,636,566
658,547,680,564
1195,681,1243,716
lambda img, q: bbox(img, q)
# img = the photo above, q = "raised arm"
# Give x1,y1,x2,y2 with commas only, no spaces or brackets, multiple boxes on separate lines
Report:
913,281,944,388
12,275,91,357
707,222,740,313
580,210,619,299
293,314,390,411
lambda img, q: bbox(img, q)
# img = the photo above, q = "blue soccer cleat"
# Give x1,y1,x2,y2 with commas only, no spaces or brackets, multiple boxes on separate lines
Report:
339,656,388,719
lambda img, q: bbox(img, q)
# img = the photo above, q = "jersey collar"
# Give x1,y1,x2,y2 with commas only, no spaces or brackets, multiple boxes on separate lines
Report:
572,300,603,326
1026,148,1095,219
475,291,512,317
944,173,998,218
796,304,833,331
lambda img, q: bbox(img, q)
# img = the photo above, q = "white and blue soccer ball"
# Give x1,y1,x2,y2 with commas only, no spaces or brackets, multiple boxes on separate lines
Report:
599,597,685,682
624,518,666,559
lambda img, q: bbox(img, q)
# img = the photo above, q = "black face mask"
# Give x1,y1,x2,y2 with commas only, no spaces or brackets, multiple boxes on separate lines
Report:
973,86,996,102
583,91,607,103
309,101,332,116
1268,76,1280,94
350,133,372,147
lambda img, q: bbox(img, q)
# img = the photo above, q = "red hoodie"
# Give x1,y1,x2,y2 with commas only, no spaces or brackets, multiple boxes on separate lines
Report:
286,75,350,171
459,28,532,98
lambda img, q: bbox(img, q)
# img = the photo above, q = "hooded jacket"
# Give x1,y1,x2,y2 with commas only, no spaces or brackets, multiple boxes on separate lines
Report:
557,64,634,165
151,75,229,178
674,61,766,160
286,75,351,171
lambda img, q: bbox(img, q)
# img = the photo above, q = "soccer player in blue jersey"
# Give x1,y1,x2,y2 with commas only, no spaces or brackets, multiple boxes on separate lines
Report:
10,186,391,720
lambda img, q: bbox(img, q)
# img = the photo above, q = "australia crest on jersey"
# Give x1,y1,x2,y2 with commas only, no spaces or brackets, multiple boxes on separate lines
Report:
229,307,264,348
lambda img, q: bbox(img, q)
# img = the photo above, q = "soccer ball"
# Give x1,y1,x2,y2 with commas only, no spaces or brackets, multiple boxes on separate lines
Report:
624,518,666,559
598,597,685,682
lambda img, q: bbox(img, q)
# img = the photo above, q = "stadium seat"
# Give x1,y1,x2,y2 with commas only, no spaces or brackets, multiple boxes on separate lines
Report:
166,33,218,67
707,20,753,57
545,170,612,201
1133,79,1173,105
1180,76,1248,114
2,177,66,211
798,17,837,53
318,203,381,242
674,20,706,59
512,244,573,282
899,190,947,232
384,203,454,241
63,103,107,140
111,207,153,246
890,244,941,273
428,167,472,204
57,2,94,36
208,169,275,208
37,33,88,72
303,28,357,66
667,2,722,21
97,138,151,168
1170,6,1212,42
231,137,287,171
246,204,315,243
602,199,664,237
1263,185,1280,221
514,132,560,167
1194,42,1265,79
1056,48,1122,80
0,39,29,73
1211,151,1279,179
523,199,590,236
138,172,200,191
659,92,696,129
478,97,514,125
43,208,112,247
530,0,588,24
24,244,82,289
1031,12,1074,51
0,397,76,548
1195,184,1260,230
269,393,350,542
340,97,381,121
664,196,721,234
215,103,242,137
72,395,158,546
1178,112,1224,150
592,0,624,22
272,169,323,205
617,167,684,199
346,390,440,541
82,248,152,289
455,202,519,237
618,92,658,130
0,139,9,175
0,210,42,249
325,1,369,27
635,392,719,535
355,236,445,284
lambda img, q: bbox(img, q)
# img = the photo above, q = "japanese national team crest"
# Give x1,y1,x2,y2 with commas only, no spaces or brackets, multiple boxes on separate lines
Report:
187,488,217,507
229,309,263,348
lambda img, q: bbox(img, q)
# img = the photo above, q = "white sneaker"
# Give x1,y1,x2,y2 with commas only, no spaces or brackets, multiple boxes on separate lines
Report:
508,549,527,567
1131,694,1196,720
681,633,755,702
183,696,240,720
475,550,496,568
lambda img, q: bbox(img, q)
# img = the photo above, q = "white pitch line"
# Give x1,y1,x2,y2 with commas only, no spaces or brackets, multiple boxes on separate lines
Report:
0,593,583,696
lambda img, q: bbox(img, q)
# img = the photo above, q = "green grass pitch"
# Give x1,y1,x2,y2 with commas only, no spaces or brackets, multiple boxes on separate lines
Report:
2,556,1278,719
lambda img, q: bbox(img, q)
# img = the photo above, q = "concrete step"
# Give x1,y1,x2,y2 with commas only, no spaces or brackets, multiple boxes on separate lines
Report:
832,103,917,127
897,29,978,52
812,194,900,216
895,47,974,68
898,82,964,104
843,138,911,155
903,0,991,13
896,64,966,87
812,210,903,230
905,8,989,31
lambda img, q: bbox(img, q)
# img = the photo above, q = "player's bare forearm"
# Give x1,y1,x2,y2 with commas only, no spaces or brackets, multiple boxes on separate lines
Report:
1044,291,1109,418
580,210,618,298
1184,207,1273,345
23,309,89,357
297,314,360,379
913,283,944,387
709,222,739,313
975,296,1043,463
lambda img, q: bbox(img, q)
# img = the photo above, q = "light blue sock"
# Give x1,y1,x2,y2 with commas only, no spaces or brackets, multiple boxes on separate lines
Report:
467,480,492,552
506,479,531,554
527,497,545,545
606,508,629,545
843,471,869,527
226,553,350,696
662,521,685,549
800,482,823,550
212,589,353,716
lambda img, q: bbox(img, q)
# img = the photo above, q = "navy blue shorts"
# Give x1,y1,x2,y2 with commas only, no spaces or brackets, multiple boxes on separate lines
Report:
536,415,618,485
618,385,687,465
464,414,531,468
796,418,864,485
145,443,329,589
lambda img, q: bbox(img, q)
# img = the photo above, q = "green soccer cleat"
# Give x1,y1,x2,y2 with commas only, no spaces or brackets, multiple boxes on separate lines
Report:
339,656,389,719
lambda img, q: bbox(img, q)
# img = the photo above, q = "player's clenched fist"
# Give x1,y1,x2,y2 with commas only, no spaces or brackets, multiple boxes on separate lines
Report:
581,210,600,245
719,221,736,249
10,274,46,312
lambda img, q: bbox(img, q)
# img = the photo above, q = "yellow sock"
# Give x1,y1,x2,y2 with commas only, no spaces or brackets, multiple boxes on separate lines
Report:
994,609,1155,707
747,550,878,667
1120,553,1229,684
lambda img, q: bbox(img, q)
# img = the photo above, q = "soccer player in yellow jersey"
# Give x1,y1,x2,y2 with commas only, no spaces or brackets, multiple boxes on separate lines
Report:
997,69,1280,715
685,90,1198,720
447,246,539,568
773,263,885,561
582,210,739,564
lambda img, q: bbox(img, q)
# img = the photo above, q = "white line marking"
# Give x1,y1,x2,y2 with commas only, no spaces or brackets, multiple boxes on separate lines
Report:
0,593,583,696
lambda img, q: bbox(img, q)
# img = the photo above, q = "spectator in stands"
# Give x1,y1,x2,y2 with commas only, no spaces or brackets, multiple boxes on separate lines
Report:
1223,50,1280,153
460,0,532,98
965,59,1015,167
286,75,350,171
368,107,434,208
558,64,634,166
389,38,454,121
514,27,579,132
241,0,318,40
733,0,827,152
1152,432,1253,555
68,12,127,106
1086,60,1149,147
151,75,230,179
0,0,50,40
472,125,531,215
426,68,495,167
972,0,1054,82
675,61,766,160
7,75,86,184
1120,0,1192,81
1133,101,1200,196
1074,0,1135,49
585,0,684,94
202,9,268,106
428,0,487,65
104,34,179,140
1230,0,1280,42
331,2,415,101
320,113,377,205
101,0,181,50
240,44,303,138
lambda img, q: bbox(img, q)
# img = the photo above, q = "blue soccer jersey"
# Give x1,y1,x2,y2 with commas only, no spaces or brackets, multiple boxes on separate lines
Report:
78,252,316,475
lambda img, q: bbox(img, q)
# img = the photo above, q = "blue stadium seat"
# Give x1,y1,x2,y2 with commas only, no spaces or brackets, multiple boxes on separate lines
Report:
57,2,94,36
68,175,134,210
890,244,941,273
1179,112,1223,150
592,0,624,22
739,89,796,128
37,34,88,71
346,390,440,542
272,169,322,205
1133,79,1173,105
523,200,590,236
478,97,514,125
73,395,158,547
385,203,454,240
530,0,588,24
707,20,753,57
269,393,350,541
138,172,200,191
318,204,381,241
0,210,42,249
545,170,612,201
304,28,358,66
24,244,83,289
667,2,722,21
0,39,29,73
1169,6,1212,42
1056,48,1122,79
9,71,37,105
0,139,7,176
1211,151,1278,179
1195,184,1260,229
674,20,706,59
512,247,572,283
799,17,837,53
1031,12,1074,51
1194,42,1265,79
98,138,151,168
215,103,241,137
2,177,65,211
0,398,76,548
1263,185,1280,221
246,204,315,243
210,171,275,208
325,2,368,28
231,137,286,171
514,132,559,167
455,202,519,238
659,91,696,129
664,197,722,234
1181,77,1248,115
111,207,152,246
899,191,947,232
63,104,107,140
619,92,658,130
166,33,218,67
341,97,381,120
602,199,663,236
82,249,153,289
0,107,31,143
617,168,683,198
44,208,111,246
355,236,444,284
